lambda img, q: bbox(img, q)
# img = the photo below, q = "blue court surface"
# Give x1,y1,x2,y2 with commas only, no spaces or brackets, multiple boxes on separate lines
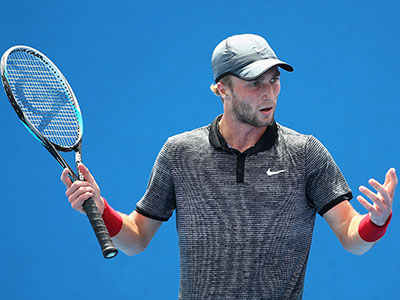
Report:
0,1,399,299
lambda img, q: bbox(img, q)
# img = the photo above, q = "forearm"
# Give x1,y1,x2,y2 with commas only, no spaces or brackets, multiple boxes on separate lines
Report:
102,201,162,256
324,200,392,255
338,211,392,255
340,213,376,255
112,211,153,256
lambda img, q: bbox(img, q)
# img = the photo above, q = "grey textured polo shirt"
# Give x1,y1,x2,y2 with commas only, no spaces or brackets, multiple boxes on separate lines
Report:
136,115,353,300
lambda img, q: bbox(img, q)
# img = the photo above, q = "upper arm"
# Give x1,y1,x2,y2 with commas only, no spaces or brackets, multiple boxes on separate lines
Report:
136,139,176,221
305,136,353,214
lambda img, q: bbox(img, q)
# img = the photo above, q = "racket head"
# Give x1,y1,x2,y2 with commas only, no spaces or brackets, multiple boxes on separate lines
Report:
1,45,83,151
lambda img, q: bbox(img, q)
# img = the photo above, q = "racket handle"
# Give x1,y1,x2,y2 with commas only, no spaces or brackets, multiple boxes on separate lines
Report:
82,197,119,259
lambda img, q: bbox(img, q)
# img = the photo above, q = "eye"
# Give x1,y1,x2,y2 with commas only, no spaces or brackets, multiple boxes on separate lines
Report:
271,76,280,83
249,80,260,87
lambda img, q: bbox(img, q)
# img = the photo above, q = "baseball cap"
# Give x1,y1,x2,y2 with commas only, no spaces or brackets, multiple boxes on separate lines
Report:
211,34,294,82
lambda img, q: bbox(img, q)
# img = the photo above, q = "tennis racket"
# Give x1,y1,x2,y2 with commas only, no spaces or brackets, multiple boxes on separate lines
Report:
1,45,118,259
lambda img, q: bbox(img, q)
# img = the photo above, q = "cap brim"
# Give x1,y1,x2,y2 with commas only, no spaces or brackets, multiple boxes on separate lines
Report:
234,59,294,81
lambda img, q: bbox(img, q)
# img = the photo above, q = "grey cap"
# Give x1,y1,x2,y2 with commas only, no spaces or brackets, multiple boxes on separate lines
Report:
211,34,294,82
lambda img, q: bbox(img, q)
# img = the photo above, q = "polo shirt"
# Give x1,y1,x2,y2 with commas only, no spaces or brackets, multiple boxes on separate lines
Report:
136,115,353,300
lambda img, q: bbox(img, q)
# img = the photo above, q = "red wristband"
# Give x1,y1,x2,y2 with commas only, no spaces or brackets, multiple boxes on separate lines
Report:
102,198,123,237
358,212,392,242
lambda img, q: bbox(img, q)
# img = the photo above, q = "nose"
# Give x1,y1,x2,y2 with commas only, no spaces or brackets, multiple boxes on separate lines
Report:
261,82,274,100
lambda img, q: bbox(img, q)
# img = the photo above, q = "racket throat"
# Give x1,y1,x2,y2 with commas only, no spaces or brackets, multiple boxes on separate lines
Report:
75,149,84,181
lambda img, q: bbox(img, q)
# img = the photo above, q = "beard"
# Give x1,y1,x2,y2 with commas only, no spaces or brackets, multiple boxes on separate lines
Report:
230,93,275,127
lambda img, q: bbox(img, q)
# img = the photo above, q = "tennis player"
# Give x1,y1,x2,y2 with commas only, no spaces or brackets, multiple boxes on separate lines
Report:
61,34,397,299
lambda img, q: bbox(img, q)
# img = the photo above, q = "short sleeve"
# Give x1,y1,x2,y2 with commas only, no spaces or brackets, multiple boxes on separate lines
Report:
135,139,176,221
305,136,353,216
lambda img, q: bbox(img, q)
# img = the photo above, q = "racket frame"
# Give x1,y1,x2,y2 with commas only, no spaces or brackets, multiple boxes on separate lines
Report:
1,46,118,259
1,46,81,179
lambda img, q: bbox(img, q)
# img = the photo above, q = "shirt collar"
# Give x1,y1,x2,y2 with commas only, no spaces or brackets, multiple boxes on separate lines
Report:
209,114,278,154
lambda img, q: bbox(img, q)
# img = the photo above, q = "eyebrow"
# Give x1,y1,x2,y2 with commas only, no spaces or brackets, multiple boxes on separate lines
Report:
272,69,281,76
254,68,280,81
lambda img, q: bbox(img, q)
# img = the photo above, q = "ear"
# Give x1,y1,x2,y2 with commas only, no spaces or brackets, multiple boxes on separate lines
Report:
217,81,230,101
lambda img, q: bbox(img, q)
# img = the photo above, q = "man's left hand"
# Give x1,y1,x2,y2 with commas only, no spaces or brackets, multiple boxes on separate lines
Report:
358,168,397,226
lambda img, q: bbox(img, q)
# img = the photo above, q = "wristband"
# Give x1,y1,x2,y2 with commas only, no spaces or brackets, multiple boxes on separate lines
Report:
102,198,123,237
358,212,392,242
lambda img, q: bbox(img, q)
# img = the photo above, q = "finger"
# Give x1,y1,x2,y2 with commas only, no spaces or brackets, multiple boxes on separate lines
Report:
384,169,390,187
384,168,397,186
385,168,398,198
369,178,393,211
387,167,398,183
78,163,95,184
391,168,398,184
359,185,387,211
65,181,93,198
368,179,390,203
70,191,94,212
61,168,73,188
68,185,94,205
357,195,376,213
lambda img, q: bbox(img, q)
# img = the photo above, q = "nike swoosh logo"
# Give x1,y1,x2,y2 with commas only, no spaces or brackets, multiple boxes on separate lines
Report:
266,168,286,176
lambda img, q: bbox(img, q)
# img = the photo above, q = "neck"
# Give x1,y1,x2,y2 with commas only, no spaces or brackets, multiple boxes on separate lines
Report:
218,115,268,153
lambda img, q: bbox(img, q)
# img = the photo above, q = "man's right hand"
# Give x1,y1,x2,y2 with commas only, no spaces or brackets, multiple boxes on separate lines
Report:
61,163,163,256
60,163,104,215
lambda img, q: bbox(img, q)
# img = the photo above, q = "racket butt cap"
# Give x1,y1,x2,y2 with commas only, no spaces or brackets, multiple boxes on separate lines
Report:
103,247,118,259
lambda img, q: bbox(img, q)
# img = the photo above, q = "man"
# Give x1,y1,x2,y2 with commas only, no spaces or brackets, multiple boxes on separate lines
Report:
61,34,397,299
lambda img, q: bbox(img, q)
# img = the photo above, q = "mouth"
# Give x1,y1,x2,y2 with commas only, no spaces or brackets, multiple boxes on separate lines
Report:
259,107,273,113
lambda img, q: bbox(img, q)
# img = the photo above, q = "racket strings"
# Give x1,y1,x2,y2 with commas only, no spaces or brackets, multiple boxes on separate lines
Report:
5,50,81,148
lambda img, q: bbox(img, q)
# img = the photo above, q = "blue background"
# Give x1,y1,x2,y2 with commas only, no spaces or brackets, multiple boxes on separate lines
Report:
0,0,399,299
